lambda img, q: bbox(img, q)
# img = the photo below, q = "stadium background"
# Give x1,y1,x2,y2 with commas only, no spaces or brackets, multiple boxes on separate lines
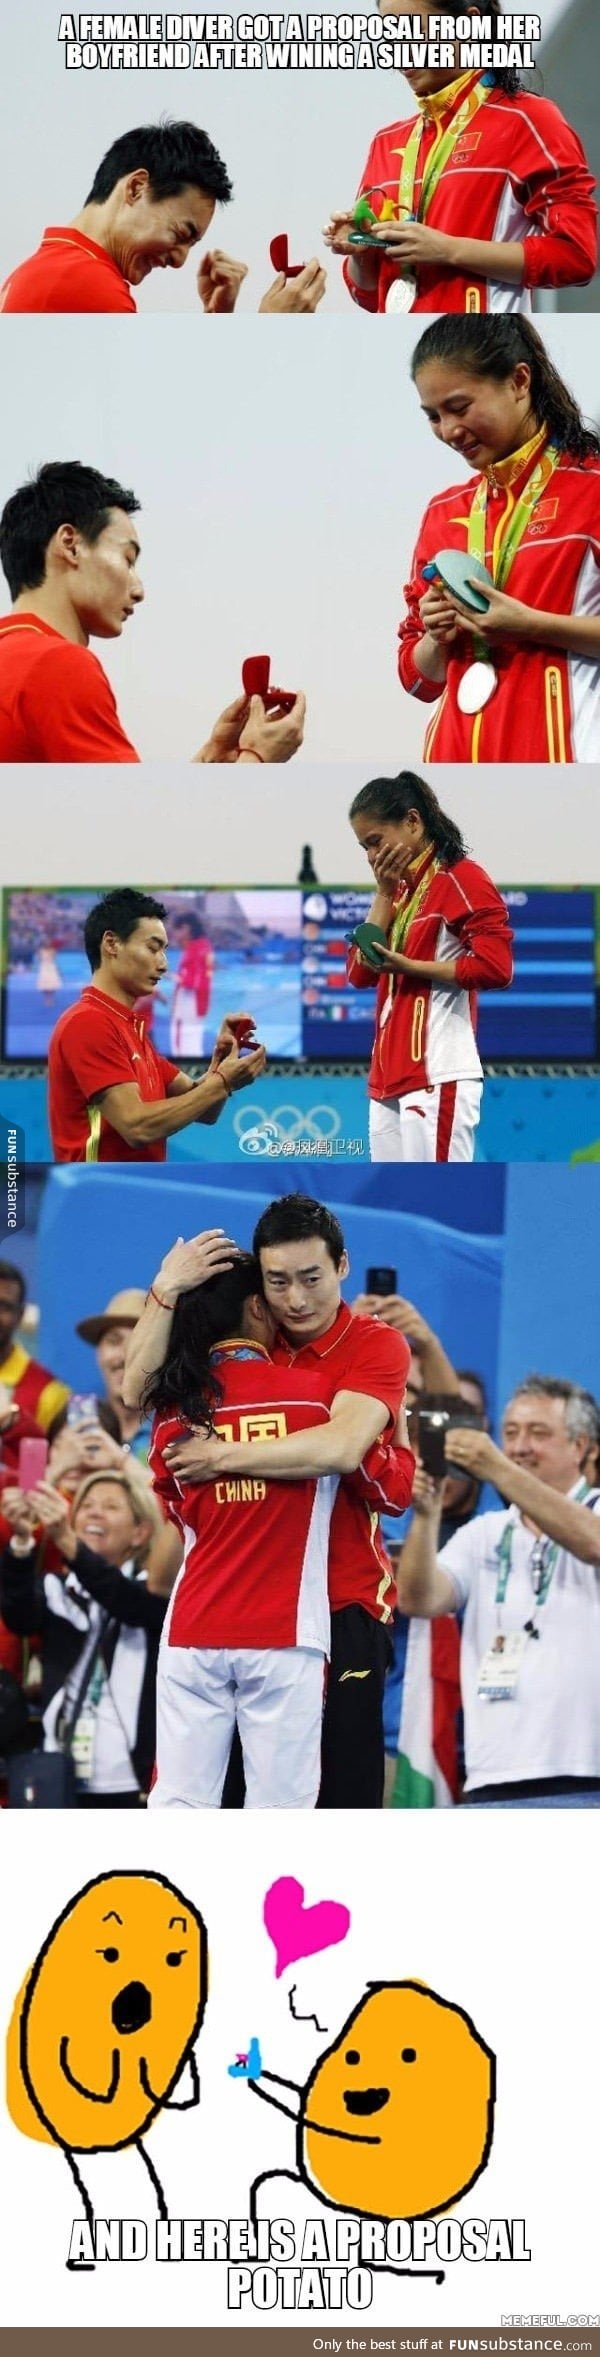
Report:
2,866,599,1161
2,1159,598,1424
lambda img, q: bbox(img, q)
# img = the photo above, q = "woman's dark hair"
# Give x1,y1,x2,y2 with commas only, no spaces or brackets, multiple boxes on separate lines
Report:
172,911,204,939
411,317,600,463
449,1,529,96
141,1254,263,1430
349,772,466,868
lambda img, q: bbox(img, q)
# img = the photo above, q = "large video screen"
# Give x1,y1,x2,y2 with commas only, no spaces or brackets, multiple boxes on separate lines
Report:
479,889,597,1060
301,888,373,1059
1,885,597,1064
300,886,598,1063
2,888,303,1061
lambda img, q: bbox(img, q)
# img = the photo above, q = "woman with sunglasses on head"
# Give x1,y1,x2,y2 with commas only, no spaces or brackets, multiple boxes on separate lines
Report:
347,769,513,1163
398,314,600,763
326,0,597,316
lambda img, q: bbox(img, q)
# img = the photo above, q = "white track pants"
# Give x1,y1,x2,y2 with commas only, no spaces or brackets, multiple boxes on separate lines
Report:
370,1080,482,1163
170,993,205,1058
149,1645,326,1810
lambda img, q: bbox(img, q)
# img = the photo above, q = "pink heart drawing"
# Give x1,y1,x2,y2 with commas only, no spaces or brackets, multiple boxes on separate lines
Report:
263,1877,351,1979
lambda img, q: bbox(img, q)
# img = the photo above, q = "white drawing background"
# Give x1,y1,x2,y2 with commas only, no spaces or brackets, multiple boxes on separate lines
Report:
0,1806,597,2329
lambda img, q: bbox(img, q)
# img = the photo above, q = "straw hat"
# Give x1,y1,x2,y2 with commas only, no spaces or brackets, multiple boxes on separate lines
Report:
76,1288,147,1347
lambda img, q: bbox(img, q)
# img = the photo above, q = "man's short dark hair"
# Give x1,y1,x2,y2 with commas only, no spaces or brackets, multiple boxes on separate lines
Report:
0,1260,25,1306
0,462,140,601
85,121,232,208
84,888,167,973
253,1194,346,1269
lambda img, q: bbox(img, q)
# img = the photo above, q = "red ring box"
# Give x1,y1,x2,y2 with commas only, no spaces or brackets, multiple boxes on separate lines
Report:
231,1017,258,1045
270,233,305,279
242,655,296,716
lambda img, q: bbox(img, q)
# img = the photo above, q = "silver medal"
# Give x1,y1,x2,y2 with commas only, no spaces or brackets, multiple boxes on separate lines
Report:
457,660,498,715
385,274,417,315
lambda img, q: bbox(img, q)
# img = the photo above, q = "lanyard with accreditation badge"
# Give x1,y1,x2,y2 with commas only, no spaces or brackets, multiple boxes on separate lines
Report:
478,1478,591,1703
386,72,495,315
457,437,562,715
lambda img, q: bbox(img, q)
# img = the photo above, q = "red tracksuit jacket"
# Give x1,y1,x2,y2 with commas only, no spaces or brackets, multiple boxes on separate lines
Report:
174,940,213,1016
344,75,597,315
398,445,600,763
347,853,513,1100
150,1352,414,1650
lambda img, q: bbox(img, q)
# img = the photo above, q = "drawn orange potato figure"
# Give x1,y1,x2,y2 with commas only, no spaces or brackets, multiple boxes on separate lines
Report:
7,1871,207,2157
301,1981,495,2220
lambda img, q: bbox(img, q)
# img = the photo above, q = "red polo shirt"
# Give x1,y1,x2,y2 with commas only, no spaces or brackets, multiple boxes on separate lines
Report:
0,228,137,314
48,987,180,1163
151,1355,337,1652
0,615,139,763
274,1305,410,1619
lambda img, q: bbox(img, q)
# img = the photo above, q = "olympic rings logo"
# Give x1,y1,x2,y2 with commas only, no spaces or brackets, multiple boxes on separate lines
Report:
235,1103,343,1155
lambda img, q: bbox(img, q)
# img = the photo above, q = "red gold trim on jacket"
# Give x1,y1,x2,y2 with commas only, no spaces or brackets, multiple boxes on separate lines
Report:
411,997,426,1063
544,665,567,763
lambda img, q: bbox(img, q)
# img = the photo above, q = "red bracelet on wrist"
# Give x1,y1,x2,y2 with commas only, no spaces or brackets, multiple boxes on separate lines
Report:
148,1283,172,1311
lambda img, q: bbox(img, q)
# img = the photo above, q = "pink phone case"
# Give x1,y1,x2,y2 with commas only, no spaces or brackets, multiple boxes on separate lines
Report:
18,1437,49,1492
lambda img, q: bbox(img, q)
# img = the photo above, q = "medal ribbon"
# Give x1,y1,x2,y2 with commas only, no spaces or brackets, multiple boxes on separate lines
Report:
210,1341,271,1363
466,441,561,659
382,853,442,1010
468,443,561,590
493,1478,590,1613
397,74,493,236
